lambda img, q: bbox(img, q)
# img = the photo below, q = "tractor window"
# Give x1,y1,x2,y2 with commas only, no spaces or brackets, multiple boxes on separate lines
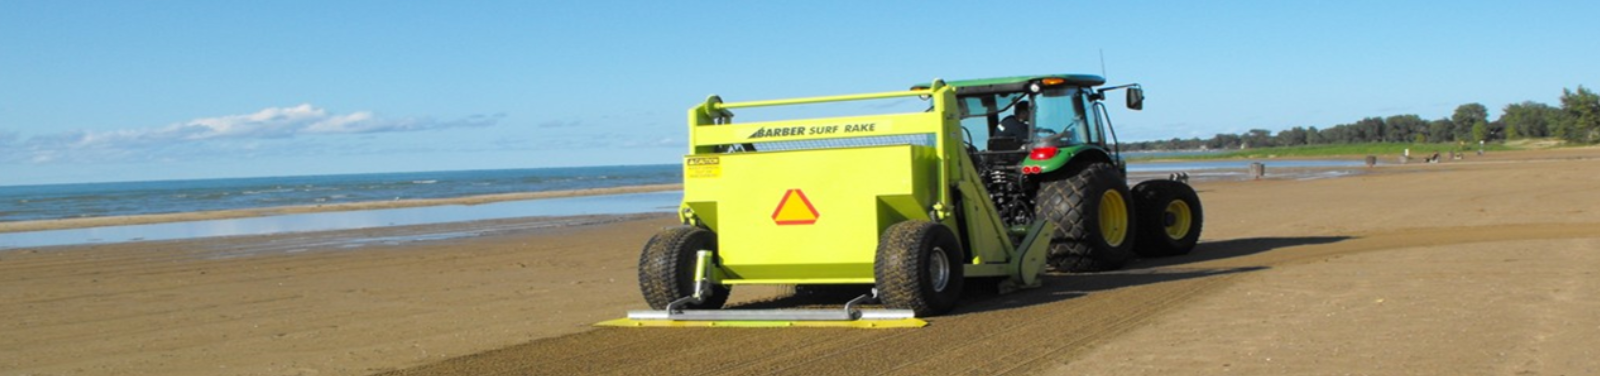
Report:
958,96,994,147
1032,87,1091,146
956,93,1028,150
1082,93,1104,144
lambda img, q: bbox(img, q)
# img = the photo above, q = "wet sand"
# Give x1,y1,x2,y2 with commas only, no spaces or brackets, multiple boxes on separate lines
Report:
0,183,682,233
3,147,1599,375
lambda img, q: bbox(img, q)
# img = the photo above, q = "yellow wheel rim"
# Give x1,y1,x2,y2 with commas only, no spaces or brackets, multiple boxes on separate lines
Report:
1163,200,1193,240
1099,190,1129,247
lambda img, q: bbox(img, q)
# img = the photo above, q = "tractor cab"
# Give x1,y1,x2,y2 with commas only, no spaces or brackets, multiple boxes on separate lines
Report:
918,75,1111,146
916,74,1147,237
915,74,1142,173
957,84,1095,152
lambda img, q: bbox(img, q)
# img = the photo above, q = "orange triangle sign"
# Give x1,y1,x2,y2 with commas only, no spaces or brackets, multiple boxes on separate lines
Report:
771,189,820,225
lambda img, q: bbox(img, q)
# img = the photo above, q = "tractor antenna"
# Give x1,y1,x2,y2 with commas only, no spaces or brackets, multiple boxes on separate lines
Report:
1099,49,1108,80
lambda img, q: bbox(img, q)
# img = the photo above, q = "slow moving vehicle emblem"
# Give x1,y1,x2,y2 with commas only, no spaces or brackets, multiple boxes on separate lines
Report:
771,189,820,225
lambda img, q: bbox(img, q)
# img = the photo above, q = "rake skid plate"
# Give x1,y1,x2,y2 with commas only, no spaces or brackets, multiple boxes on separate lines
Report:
597,293,926,328
596,308,926,328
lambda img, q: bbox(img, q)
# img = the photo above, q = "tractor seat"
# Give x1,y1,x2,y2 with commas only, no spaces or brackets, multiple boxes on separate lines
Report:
987,136,1025,151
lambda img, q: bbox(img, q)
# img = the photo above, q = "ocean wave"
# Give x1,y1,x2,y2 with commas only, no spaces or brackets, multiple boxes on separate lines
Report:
2,164,683,221
242,188,295,195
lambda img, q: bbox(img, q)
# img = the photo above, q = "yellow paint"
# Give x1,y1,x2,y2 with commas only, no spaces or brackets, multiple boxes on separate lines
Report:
1099,190,1129,247
677,83,989,284
684,145,937,281
1164,200,1193,239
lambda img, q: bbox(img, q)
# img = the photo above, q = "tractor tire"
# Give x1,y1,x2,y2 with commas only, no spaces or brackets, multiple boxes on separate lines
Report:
1131,180,1203,257
1036,162,1137,272
875,220,965,317
638,226,729,310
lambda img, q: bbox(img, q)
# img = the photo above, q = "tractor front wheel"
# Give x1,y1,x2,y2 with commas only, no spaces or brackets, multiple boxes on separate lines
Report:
638,226,729,310
1132,180,1203,257
1036,162,1137,272
875,221,965,317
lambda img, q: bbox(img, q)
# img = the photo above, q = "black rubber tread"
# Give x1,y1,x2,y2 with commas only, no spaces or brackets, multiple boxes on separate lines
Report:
874,221,965,317
1035,162,1138,272
637,226,729,310
1131,180,1204,257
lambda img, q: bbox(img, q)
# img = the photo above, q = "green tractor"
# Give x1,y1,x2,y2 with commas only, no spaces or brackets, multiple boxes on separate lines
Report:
922,74,1204,272
605,74,1203,327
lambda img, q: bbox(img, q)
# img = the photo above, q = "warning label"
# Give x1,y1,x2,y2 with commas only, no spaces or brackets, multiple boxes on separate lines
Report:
685,157,720,179
771,189,819,225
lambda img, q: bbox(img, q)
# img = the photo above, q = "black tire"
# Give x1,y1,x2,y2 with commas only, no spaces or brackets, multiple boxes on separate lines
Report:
638,226,729,310
875,221,965,317
1035,162,1137,272
1131,180,1203,257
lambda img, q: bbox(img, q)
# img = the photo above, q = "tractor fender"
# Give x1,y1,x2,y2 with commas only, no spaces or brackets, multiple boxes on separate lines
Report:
1022,145,1118,176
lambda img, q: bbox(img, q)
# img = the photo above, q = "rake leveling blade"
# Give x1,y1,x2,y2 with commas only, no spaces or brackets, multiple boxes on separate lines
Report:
595,317,926,328
595,311,926,328
596,290,927,328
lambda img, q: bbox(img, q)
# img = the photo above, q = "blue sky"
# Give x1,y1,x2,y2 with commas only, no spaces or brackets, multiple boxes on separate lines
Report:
3,1,1596,186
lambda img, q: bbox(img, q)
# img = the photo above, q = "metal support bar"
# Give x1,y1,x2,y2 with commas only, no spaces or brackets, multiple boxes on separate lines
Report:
625,288,915,322
690,250,712,302
715,89,932,110
626,308,917,322
664,250,716,314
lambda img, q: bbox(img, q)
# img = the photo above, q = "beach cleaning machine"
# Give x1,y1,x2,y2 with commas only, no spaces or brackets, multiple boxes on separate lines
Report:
599,74,1202,328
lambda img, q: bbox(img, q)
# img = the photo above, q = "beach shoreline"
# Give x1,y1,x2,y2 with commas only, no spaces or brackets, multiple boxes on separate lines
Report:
0,183,682,234
0,161,1371,237
7,145,1594,238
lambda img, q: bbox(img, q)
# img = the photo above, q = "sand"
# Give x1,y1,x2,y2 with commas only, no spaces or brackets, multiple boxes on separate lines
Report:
2,147,1598,375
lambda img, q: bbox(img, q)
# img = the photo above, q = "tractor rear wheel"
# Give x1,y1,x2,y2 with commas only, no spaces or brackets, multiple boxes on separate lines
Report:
638,226,729,310
1132,180,1203,257
875,220,965,317
1036,162,1137,272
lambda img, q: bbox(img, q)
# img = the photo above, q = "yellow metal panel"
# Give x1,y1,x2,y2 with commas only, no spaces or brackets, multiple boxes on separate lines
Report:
955,179,1012,266
684,145,936,281
691,113,935,147
720,278,876,285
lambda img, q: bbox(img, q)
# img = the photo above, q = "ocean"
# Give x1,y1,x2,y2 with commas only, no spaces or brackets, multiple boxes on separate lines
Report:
0,159,1372,250
0,165,681,222
1,158,1372,224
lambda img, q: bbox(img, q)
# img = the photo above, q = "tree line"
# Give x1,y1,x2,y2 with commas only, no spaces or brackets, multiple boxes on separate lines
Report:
1124,86,1600,151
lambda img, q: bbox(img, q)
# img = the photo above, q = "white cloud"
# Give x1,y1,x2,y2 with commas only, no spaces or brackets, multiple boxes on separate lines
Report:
3,104,503,164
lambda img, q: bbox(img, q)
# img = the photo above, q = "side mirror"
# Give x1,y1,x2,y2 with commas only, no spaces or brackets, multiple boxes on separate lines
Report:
1126,87,1145,111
